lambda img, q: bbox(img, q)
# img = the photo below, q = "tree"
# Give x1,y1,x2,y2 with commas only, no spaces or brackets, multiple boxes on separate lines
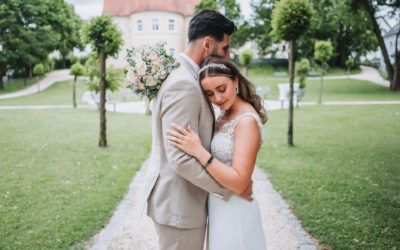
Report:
295,58,310,89
249,0,275,57
84,54,122,94
48,1,82,68
0,0,59,86
194,0,248,53
82,13,123,147
351,0,400,91
271,0,313,146
294,0,378,68
0,0,82,89
314,40,333,104
240,50,254,76
33,63,44,92
345,58,354,75
70,62,86,108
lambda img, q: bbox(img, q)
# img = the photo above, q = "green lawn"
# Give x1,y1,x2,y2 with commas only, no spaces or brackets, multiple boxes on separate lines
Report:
0,76,45,94
243,64,361,78
250,77,400,101
0,79,140,106
257,105,400,249
0,109,152,249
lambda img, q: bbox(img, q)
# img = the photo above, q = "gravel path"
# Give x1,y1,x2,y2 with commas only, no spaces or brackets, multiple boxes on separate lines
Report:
87,159,319,250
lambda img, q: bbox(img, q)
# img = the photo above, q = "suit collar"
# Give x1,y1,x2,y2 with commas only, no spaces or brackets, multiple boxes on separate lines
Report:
178,54,199,81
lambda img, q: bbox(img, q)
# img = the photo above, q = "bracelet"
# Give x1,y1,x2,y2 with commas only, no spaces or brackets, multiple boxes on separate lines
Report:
204,155,214,169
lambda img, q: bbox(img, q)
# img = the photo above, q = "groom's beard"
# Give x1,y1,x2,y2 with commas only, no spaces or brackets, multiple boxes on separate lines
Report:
211,46,219,56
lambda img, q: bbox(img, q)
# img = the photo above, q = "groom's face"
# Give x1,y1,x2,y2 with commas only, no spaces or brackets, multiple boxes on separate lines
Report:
210,34,230,59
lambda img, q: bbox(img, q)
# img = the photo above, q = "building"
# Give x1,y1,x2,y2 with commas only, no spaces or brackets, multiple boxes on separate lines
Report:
103,0,201,69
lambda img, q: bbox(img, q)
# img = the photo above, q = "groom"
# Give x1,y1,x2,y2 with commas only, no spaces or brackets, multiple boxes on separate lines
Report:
143,9,253,250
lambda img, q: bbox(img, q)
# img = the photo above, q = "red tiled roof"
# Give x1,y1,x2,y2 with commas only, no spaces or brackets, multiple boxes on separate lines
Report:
103,0,202,17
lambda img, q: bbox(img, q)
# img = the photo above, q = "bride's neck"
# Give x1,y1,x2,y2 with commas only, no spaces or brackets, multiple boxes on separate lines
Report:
224,96,242,118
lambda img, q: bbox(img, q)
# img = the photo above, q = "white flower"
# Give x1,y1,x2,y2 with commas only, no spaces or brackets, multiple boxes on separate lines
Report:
160,70,167,80
144,74,157,86
136,60,147,76
127,69,135,82
151,60,163,72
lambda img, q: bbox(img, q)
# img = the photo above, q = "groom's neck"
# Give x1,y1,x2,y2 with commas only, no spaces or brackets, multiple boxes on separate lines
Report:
184,42,204,67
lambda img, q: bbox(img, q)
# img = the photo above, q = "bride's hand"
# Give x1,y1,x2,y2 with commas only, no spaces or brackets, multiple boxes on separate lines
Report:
166,124,202,157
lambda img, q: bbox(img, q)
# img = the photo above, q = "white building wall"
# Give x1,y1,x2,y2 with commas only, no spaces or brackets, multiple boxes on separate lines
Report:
108,11,189,69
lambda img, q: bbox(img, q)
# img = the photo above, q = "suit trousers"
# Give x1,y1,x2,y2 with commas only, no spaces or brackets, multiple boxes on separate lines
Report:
153,220,206,250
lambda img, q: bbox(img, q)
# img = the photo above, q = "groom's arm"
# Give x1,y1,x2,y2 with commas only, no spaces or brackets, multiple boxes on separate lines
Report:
161,80,232,201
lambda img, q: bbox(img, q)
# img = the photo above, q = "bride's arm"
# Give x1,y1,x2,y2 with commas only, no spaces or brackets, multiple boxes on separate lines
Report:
167,116,260,195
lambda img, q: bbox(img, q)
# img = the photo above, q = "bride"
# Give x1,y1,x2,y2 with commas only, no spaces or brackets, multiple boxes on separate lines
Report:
166,55,268,249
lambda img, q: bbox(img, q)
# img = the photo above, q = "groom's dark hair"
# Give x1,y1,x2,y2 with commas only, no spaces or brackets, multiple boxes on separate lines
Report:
188,9,236,42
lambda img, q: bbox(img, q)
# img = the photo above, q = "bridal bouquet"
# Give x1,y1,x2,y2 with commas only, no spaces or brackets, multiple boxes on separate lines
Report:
126,42,179,101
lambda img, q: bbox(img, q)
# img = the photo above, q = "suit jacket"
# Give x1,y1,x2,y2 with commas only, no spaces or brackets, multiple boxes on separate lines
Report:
143,55,232,229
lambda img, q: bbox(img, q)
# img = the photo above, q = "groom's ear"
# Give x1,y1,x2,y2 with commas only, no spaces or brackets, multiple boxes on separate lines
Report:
202,36,214,52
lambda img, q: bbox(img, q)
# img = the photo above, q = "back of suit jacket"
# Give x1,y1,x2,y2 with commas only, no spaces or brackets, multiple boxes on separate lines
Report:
143,55,231,229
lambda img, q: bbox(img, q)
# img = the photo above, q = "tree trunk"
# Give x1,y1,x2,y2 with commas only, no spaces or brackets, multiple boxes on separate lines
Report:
0,68,4,90
73,76,77,108
244,64,248,77
37,76,40,92
145,96,151,116
288,40,295,147
98,51,107,147
318,62,324,104
29,66,33,78
393,29,400,91
62,53,67,69
362,0,394,89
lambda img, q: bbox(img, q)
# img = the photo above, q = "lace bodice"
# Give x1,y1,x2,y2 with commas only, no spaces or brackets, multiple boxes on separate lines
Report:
210,112,265,167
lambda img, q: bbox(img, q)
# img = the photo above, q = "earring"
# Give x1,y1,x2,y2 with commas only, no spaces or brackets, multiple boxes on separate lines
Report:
236,86,239,94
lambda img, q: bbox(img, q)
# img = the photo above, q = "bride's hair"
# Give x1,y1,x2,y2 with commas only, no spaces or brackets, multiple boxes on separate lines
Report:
199,56,268,124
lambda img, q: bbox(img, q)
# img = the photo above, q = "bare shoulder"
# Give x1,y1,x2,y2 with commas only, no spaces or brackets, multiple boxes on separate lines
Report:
235,115,260,132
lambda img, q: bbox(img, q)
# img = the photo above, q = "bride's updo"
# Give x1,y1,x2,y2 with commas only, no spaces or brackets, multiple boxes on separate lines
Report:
198,56,268,124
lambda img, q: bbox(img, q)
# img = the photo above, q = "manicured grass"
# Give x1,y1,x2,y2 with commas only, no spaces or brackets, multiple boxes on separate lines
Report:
0,76,45,94
0,79,140,106
315,67,362,76
0,109,152,249
242,64,361,78
257,105,400,249
249,77,400,101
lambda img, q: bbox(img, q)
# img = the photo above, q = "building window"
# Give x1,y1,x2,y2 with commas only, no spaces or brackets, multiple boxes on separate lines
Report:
151,19,159,31
168,19,175,31
169,48,175,56
124,22,131,35
137,19,143,32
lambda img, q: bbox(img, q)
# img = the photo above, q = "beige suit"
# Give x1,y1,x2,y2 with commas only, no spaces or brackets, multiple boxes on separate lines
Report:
143,55,231,249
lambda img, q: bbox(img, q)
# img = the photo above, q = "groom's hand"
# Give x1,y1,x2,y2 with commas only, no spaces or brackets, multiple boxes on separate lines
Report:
238,180,253,201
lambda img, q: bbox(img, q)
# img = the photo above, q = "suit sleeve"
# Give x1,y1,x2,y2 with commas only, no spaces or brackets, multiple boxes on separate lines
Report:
160,79,232,201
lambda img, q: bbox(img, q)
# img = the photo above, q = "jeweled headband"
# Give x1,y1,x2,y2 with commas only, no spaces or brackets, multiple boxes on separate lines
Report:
198,63,231,77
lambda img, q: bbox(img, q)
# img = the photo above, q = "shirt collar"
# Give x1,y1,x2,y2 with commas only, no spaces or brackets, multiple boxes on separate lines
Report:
180,53,200,73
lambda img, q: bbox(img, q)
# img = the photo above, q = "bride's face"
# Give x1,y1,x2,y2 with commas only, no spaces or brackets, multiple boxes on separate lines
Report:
201,75,238,111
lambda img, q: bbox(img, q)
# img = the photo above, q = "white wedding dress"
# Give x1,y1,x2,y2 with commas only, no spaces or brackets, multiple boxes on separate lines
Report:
208,112,267,250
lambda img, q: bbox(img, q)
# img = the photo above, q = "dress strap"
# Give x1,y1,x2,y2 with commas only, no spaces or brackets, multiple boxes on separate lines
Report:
231,112,265,146
232,112,262,128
